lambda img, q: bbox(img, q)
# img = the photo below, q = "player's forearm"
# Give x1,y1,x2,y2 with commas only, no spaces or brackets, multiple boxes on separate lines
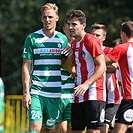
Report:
22,76,30,94
22,65,31,94
62,54,74,70
106,64,116,73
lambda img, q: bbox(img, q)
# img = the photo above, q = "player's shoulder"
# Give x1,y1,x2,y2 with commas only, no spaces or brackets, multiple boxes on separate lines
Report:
104,46,112,51
103,46,112,54
55,31,68,44
84,33,100,46
55,31,67,38
114,42,127,50
26,29,43,39
84,33,99,42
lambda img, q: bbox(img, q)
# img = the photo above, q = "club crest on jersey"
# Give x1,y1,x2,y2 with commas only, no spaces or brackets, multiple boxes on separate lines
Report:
81,51,86,59
58,43,62,48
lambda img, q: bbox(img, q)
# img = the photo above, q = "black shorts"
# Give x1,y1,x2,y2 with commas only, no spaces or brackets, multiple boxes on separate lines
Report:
71,100,106,130
115,99,133,125
105,104,119,129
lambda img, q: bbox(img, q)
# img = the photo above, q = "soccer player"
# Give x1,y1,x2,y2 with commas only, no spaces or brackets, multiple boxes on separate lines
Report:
41,21,76,133
91,23,122,133
22,3,71,133
105,20,133,133
65,10,106,133
52,22,75,133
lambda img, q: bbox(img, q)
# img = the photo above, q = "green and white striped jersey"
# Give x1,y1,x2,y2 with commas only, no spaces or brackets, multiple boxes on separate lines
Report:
61,68,75,102
22,29,68,98
0,78,4,123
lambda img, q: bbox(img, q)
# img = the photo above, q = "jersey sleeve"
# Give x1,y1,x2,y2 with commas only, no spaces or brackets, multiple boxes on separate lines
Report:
22,35,33,60
103,47,112,55
61,35,69,49
106,44,125,62
85,35,103,58
55,32,68,55
59,34,69,56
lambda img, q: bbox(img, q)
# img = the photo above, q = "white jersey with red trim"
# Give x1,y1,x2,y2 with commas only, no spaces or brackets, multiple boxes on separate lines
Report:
106,42,133,100
72,33,106,103
103,47,121,104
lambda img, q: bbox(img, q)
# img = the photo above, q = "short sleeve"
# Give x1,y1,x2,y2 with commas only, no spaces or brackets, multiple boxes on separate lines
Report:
22,35,33,60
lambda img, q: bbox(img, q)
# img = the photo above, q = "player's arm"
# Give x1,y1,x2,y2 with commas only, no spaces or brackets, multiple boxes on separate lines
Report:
105,55,114,65
85,54,106,86
74,54,106,96
106,63,116,73
61,46,75,75
61,53,73,69
22,58,32,109
61,54,76,77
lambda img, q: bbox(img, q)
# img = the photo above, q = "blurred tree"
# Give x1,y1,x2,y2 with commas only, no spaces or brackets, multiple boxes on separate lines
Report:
0,0,132,95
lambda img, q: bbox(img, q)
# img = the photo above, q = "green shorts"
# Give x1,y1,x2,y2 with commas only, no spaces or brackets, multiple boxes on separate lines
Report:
56,98,72,123
28,94,60,129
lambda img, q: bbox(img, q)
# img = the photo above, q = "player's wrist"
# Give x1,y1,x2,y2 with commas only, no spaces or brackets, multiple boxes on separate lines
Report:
23,90,30,94
84,80,90,86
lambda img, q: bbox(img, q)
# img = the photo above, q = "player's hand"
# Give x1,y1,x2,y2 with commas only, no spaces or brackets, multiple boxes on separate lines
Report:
63,46,73,57
74,83,89,97
22,93,31,110
68,66,76,79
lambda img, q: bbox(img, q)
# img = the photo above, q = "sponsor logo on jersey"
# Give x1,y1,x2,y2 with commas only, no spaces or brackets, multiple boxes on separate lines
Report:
124,109,133,122
40,48,61,53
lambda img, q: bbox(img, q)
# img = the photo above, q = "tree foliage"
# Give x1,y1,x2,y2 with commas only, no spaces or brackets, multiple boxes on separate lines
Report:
0,0,133,95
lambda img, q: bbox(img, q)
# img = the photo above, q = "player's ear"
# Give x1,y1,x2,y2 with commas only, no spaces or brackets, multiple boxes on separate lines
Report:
103,35,106,42
121,31,126,38
56,15,59,22
82,23,86,30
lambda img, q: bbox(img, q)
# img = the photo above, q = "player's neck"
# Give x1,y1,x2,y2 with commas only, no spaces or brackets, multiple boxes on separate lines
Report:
128,38,133,43
42,28,55,38
75,31,86,42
